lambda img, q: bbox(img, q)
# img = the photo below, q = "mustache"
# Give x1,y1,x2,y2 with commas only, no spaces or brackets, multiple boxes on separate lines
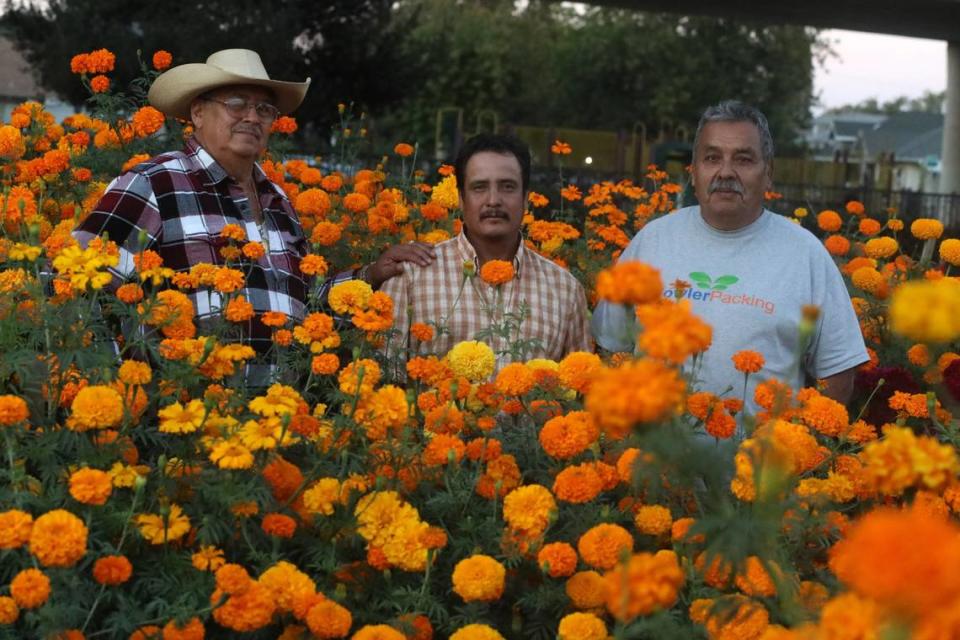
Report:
232,125,262,136
480,209,510,219
708,178,744,195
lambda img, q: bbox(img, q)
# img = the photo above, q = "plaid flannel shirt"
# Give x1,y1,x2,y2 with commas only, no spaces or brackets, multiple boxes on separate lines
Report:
381,231,592,370
74,138,309,380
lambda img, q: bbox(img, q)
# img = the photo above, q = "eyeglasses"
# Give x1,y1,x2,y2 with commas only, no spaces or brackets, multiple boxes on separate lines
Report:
204,97,280,122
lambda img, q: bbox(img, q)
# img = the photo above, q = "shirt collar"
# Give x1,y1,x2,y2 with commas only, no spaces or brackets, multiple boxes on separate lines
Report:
186,137,276,195
455,229,526,278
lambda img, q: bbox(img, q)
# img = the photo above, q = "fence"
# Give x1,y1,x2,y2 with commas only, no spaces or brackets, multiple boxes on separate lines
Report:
772,184,960,229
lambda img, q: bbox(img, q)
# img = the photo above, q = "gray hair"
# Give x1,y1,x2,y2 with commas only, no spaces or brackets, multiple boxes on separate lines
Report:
693,100,774,165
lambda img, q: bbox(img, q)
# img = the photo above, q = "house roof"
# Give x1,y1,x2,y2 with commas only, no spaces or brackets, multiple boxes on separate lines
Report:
862,112,944,160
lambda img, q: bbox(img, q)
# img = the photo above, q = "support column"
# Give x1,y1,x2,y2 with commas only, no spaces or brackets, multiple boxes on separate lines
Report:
941,41,960,195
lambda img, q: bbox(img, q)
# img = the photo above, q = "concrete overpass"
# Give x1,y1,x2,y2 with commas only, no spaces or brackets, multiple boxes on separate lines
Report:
572,0,960,194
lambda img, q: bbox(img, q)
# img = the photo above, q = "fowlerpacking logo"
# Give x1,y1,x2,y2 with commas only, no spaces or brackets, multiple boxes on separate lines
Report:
663,271,776,315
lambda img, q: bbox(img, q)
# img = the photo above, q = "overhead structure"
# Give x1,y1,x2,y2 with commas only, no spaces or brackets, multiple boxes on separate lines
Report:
572,0,960,194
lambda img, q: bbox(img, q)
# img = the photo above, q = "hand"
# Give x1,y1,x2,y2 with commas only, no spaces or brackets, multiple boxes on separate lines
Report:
367,242,437,289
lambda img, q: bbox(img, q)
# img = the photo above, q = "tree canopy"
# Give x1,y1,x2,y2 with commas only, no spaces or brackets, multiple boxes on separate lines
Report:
825,90,947,115
2,0,826,156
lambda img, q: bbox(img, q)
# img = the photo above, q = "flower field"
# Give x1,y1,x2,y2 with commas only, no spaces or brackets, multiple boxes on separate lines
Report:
3,50,960,640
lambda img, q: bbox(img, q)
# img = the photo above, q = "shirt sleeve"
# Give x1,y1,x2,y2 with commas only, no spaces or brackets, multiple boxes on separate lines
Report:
73,171,163,283
805,249,870,379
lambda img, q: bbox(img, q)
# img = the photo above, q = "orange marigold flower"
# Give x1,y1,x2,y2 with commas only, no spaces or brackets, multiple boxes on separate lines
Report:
539,411,599,459
191,546,225,572
225,295,255,322
503,484,556,535
800,392,849,438
476,454,521,499
162,616,204,640
29,509,88,567
817,210,842,232
310,353,340,375
864,236,899,259
538,542,578,578
553,463,604,504
731,350,764,374
92,555,132,586
452,555,506,602
858,218,882,236
116,283,145,303
634,504,672,536
213,267,245,293
295,188,332,217
595,260,662,305
551,140,572,155
733,556,778,597
577,523,633,570
306,599,352,638
343,192,372,213
410,322,434,342
85,48,115,73
494,362,535,396
557,612,606,640
566,571,606,610
89,74,110,93
309,220,342,246
911,218,944,240
69,468,113,505
584,359,685,439
557,351,602,394
10,568,50,609
690,596,769,640
0,510,33,549
261,513,297,538
561,185,582,201
215,563,252,594
394,142,414,157
604,550,684,622
131,106,165,138
68,384,124,431
422,434,466,466
0,395,29,425
0,596,17,624
152,50,172,70
479,259,514,286
845,200,866,216
270,116,298,134
300,253,329,277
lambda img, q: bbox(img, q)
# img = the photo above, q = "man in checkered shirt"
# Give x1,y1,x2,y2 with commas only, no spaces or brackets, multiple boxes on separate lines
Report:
381,133,593,371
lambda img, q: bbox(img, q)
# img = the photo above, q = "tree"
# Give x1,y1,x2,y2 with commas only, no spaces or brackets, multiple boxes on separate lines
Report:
826,90,947,115
1,0,407,137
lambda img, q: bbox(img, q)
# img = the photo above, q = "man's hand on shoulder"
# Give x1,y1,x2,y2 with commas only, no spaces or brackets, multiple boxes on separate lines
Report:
366,242,437,289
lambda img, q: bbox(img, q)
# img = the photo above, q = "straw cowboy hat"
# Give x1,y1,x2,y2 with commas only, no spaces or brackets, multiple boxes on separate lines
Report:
148,49,311,121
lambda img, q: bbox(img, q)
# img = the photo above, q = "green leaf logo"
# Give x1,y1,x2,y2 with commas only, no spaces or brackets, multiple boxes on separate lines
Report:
687,272,739,291
688,272,713,289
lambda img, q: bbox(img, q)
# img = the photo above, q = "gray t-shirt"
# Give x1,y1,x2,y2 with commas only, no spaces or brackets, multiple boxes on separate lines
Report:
592,206,869,409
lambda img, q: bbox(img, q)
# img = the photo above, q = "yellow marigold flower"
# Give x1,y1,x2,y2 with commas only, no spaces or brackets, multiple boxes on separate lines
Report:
354,491,408,545
0,395,29,425
136,503,191,544
108,461,148,488
29,509,88,567
259,561,316,613
911,218,944,240
0,596,18,624
604,550,684,622
860,425,959,496
584,359,685,439
502,485,556,535
209,440,254,469
191,545,225,572
577,523,633,570
634,504,673,536
68,468,113,505
431,174,459,209
863,236,899,259
0,510,33,549
939,238,960,266
10,568,50,609
595,260,662,305
92,554,133,586
889,278,960,343
248,383,301,417
449,624,505,640
328,279,373,315
303,478,342,515
68,384,124,431
452,554,506,602
337,358,381,395
557,612,607,640
158,399,206,434
566,571,606,609
446,340,496,382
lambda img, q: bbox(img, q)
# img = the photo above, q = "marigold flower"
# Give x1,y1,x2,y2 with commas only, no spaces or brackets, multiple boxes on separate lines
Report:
0,596,17,624
0,395,29,425
191,545,225,572
732,350,764,374
130,106,165,138
566,570,606,609
337,358,381,396
889,278,960,343
422,433,466,466
452,555,506,602
863,236,899,259
634,504,673,536
151,49,172,70
577,523,633,570
556,612,606,640
69,468,113,505
816,210,842,232
329,279,373,316
116,282,145,303
29,509,88,567
158,399,206,434
584,359,685,438
0,510,33,549
89,74,110,93
553,463,604,504
551,140,572,155
851,266,888,298
393,142,414,157
92,555,132,586
479,259,514,286
690,596,769,640
136,503,191,544
300,253,329,276
117,359,152,385
800,393,848,438
822,234,850,256
410,322,434,342
215,563,252,594
493,362,535,396
68,384,124,431
261,513,297,538
209,440,254,469
595,261,662,305
311,353,340,375
10,568,50,609
604,550,684,621
270,115,297,134
306,599,352,638
939,238,960,266
557,351,602,394
534,541,577,578
503,484,556,535
539,411,598,459
351,625,408,640
911,218,944,240
211,581,276,631
446,340,496,382
477,454,521,499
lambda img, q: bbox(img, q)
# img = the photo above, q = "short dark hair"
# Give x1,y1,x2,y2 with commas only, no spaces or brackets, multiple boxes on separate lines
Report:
454,133,531,194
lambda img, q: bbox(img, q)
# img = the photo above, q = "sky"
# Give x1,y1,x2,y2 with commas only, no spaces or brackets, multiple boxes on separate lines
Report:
814,30,947,113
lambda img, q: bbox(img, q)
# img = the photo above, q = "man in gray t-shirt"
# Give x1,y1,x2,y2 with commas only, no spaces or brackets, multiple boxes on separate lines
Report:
592,101,868,408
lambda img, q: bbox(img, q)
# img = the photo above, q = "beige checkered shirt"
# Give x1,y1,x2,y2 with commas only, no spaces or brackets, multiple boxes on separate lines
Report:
381,232,592,370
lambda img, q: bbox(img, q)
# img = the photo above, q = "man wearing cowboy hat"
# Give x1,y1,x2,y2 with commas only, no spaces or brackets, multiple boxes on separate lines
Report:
74,49,313,382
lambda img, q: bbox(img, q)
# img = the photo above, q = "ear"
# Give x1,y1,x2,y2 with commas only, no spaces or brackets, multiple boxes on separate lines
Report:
189,99,205,129
764,160,774,190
